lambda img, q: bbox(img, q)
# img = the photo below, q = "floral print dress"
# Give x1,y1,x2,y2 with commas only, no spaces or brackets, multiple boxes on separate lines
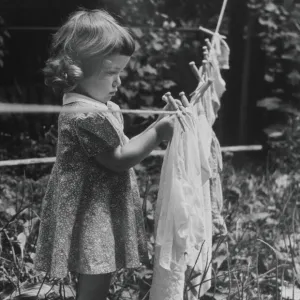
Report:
34,93,148,278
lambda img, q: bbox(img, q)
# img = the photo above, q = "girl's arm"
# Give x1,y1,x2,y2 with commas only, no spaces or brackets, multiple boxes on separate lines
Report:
94,116,174,172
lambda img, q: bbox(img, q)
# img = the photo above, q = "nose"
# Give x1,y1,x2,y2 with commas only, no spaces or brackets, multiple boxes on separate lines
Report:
113,75,121,88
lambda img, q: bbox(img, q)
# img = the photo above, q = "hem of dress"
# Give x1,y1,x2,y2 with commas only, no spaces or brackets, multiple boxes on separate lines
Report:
71,262,144,275
34,261,145,278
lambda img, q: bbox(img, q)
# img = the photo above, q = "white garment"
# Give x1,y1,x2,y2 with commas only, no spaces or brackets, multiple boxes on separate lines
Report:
150,107,213,300
150,56,226,300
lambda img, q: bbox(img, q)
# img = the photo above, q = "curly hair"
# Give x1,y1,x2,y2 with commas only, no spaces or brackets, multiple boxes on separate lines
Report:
43,9,135,94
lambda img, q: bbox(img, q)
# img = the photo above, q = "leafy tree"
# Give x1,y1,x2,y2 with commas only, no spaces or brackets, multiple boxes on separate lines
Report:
258,0,300,103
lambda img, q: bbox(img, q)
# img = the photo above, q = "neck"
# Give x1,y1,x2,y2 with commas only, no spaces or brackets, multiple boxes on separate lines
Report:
73,87,108,105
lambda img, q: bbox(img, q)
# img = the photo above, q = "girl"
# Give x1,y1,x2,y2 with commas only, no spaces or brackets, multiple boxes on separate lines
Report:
34,8,177,300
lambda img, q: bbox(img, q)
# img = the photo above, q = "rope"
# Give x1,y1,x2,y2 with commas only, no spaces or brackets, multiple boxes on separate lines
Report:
0,145,263,167
0,104,178,115
8,26,225,36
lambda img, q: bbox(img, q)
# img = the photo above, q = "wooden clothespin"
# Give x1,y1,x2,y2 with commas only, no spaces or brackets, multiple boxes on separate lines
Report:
164,92,187,132
179,92,190,108
190,79,213,103
198,26,226,40
189,62,201,82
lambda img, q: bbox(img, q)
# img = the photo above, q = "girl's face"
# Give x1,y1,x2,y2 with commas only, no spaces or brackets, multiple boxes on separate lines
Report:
78,54,130,103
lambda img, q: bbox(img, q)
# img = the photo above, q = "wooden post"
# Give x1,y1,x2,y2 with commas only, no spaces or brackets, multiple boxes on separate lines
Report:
238,9,255,144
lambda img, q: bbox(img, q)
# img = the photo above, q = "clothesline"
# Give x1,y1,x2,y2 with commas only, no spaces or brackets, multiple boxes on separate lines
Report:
0,145,263,167
7,26,227,39
0,103,178,115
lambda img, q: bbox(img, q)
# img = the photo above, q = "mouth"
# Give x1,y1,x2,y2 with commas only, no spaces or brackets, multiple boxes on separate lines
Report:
109,91,117,96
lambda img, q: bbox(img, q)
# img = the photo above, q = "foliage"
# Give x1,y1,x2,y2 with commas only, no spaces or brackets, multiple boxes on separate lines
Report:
0,0,225,139
1,118,300,299
257,0,300,102
267,115,300,173
103,0,228,135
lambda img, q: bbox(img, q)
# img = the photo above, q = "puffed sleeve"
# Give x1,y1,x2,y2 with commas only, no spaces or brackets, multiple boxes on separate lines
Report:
75,112,120,157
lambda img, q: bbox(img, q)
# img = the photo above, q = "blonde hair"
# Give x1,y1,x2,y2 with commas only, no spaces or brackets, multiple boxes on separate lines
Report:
43,9,135,94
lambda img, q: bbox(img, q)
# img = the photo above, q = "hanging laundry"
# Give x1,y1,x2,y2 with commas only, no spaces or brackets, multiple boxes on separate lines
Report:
150,26,229,300
150,103,213,300
195,55,228,237
214,36,230,70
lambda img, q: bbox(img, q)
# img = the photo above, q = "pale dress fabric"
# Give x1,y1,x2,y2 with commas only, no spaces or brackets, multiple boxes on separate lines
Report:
34,93,148,278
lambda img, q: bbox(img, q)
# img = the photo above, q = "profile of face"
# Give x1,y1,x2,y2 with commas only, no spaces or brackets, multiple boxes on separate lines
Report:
78,54,130,103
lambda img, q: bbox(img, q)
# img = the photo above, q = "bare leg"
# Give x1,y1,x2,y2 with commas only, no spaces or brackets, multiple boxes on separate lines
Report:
76,273,112,300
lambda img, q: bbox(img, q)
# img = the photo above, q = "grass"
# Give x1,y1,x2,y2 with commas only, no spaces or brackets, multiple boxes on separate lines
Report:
0,145,299,299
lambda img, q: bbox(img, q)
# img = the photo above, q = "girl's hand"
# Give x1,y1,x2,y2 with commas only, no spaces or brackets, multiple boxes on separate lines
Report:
156,96,183,122
155,115,176,141
163,99,183,111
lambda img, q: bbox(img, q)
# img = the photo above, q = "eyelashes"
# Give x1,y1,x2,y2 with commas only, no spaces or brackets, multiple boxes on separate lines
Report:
106,70,126,76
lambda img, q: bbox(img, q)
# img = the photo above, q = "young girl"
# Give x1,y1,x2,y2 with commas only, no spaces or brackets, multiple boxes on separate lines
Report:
34,8,176,300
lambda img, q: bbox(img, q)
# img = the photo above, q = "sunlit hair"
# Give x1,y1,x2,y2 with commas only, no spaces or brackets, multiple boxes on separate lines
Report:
43,9,135,93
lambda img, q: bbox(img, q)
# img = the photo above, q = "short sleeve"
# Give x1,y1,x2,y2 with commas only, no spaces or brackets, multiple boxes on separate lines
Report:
75,112,120,157
107,101,124,129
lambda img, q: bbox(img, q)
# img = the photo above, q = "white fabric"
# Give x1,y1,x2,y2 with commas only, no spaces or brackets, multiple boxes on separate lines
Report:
150,52,226,300
150,106,213,300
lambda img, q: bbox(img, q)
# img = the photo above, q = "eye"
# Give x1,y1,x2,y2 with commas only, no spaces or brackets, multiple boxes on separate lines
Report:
107,71,118,76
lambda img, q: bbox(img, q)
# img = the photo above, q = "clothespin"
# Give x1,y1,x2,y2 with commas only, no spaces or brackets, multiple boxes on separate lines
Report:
164,92,187,132
190,79,214,104
198,26,226,40
189,62,201,82
202,59,209,78
179,92,190,108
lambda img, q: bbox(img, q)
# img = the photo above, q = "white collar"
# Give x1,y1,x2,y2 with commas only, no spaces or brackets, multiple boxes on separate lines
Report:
63,92,109,110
